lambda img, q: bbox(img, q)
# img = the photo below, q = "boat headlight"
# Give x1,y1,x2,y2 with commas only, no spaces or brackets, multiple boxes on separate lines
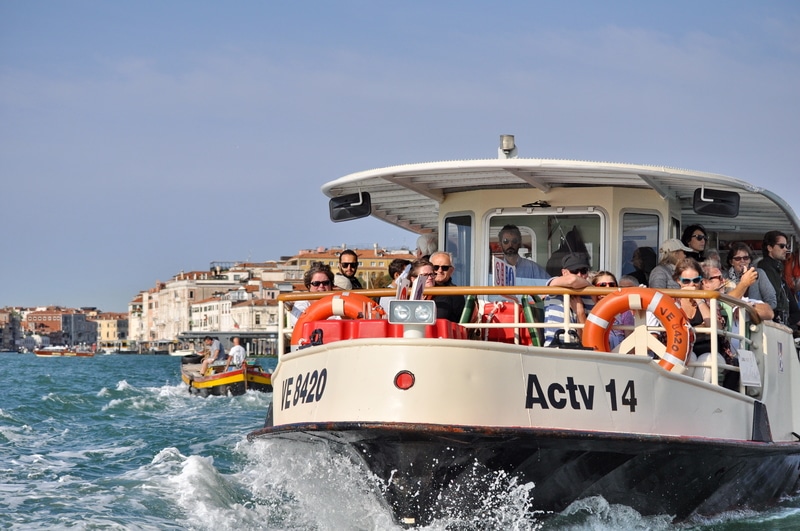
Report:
388,300,436,325
414,304,434,323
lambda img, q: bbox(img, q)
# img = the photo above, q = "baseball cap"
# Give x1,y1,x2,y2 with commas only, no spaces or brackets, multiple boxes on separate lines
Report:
660,238,692,253
562,253,590,271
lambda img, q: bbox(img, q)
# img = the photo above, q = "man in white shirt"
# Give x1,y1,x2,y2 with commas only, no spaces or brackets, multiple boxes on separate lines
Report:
225,336,246,371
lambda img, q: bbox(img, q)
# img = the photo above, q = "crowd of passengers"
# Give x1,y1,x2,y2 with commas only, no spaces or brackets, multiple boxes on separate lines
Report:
292,227,800,350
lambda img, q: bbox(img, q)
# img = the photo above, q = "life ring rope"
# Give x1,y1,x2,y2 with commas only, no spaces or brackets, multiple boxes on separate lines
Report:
331,296,346,317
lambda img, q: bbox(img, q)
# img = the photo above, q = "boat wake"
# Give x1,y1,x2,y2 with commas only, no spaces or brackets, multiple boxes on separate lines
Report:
542,496,673,530
238,437,543,530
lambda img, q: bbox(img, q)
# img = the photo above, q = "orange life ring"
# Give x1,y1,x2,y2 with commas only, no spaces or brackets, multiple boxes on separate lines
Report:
291,292,386,348
582,287,693,371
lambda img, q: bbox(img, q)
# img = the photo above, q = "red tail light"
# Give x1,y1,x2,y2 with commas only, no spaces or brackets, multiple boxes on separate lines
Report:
394,370,415,390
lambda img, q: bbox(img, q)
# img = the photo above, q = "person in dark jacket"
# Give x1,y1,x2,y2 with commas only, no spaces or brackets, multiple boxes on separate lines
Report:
759,230,800,330
429,251,465,322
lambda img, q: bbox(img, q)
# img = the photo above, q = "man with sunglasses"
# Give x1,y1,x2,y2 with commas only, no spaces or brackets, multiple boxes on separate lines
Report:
429,251,465,322
543,254,595,346
760,231,800,329
498,225,549,281
334,249,363,290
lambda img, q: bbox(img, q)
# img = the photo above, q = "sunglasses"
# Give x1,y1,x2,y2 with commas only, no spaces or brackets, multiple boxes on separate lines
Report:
594,281,617,287
569,268,589,275
309,280,332,287
706,275,724,282
692,234,707,241
501,238,520,245
731,255,750,262
775,243,788,249
679,276,703,285
432,265,452,272
340,262,358,269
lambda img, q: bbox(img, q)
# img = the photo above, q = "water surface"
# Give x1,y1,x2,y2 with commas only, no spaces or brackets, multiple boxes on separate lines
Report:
1,352,798,530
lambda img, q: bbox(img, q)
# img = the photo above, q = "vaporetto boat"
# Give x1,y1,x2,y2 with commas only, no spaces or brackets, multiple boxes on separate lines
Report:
249,136,800,526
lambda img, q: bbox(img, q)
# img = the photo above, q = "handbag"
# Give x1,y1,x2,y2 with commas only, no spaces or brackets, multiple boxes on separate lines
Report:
548,328,593,350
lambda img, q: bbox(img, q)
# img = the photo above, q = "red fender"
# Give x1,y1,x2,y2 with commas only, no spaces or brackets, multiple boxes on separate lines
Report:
291,292,385,348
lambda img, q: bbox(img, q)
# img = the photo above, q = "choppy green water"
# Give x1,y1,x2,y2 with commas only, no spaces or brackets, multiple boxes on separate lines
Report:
1,351,799,530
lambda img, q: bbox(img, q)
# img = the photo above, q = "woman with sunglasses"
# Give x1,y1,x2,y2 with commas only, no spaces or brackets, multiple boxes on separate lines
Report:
590,271,632,349
681,224,708,262
672,258,726,383
673,258,710,325
289,262,336,325
724,241,777,310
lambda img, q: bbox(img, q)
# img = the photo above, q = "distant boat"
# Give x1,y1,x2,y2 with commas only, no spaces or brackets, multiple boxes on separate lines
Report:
34,346,95,358
170,348,200,357
181,356,272,397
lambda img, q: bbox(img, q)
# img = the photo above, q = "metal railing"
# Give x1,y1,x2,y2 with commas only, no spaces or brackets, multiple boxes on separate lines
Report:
276,286,765,392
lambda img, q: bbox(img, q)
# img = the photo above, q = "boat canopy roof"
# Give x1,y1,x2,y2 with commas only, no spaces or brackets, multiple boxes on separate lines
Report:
322,158,800,238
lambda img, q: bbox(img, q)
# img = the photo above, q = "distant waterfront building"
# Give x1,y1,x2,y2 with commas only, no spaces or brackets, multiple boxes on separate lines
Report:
95,312,129,352
133,269,249,346
285,244,415,289
61,312,97,347
20,307,98,347
0,308,21,351
126,245,413,345
128,295,145,346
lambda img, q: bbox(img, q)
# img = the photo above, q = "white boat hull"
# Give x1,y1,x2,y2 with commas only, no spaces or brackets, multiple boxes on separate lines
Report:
269,338,760,439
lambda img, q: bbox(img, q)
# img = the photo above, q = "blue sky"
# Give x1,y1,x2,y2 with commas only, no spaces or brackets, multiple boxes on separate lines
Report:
2,1,798,312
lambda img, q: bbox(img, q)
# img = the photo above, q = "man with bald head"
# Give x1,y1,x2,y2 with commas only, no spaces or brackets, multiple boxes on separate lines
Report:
429,251,465,322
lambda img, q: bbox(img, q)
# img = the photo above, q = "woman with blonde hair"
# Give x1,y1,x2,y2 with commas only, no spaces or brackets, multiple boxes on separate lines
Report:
648,239,692,289
673,258,725,383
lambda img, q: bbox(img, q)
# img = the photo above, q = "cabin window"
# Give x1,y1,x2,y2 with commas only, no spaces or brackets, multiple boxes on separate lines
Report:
488,211,602,283
621,213,659,284
444,215,472,287
671,217,681,239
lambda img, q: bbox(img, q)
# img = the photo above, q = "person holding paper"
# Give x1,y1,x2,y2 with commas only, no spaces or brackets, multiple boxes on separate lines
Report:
379,258,411,310
408,260,436,300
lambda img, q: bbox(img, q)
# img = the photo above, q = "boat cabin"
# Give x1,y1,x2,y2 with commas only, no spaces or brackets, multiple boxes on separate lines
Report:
325,137,798,288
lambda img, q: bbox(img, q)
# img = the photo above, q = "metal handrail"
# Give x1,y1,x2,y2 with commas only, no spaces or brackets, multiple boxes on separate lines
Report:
276,286,764,392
